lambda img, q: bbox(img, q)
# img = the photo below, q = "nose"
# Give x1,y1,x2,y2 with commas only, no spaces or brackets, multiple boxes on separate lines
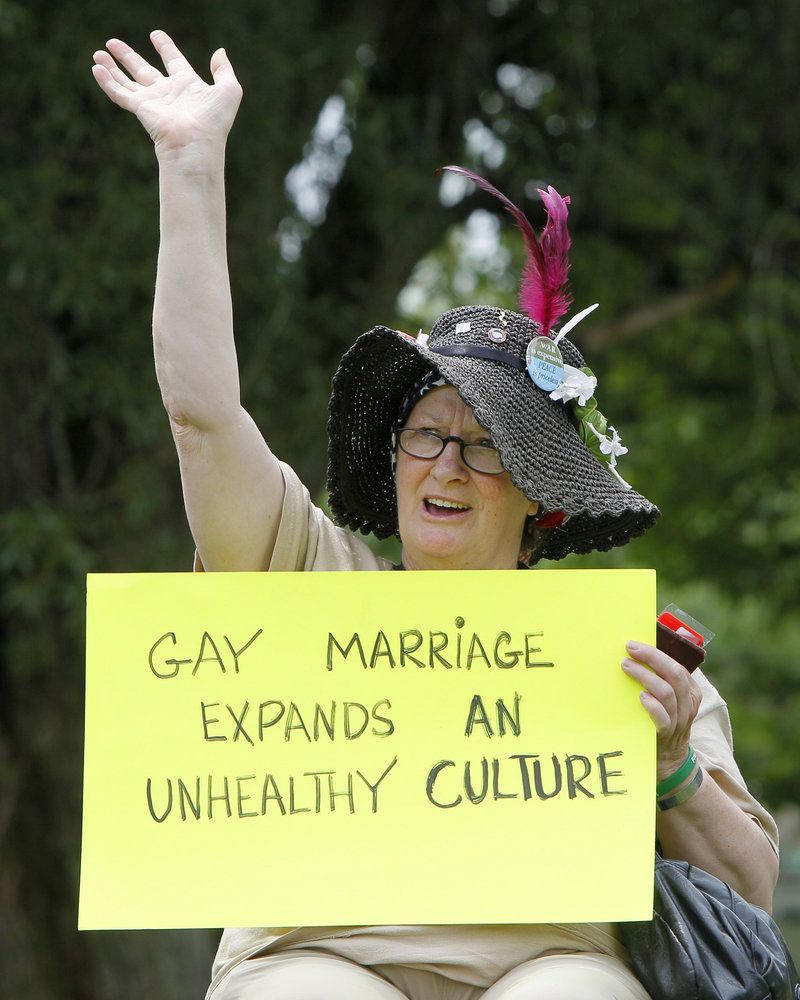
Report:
431,439,470,481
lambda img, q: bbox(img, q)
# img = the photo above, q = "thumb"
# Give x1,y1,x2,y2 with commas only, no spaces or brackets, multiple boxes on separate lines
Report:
209,47,239,87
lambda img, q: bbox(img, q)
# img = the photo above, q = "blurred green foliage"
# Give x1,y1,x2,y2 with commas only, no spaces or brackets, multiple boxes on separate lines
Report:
1,0,798,996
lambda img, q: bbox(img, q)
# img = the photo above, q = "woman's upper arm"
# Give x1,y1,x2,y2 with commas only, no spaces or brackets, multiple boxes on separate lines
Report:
172,406,286,572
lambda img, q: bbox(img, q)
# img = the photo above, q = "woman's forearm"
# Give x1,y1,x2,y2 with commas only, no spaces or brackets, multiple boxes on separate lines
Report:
153,161,242,433
656,766,778,911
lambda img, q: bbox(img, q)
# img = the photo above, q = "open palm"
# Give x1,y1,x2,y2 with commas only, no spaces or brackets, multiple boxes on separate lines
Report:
92,30,242,166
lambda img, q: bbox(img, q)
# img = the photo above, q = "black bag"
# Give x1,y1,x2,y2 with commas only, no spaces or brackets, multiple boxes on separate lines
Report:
619,855,800,1000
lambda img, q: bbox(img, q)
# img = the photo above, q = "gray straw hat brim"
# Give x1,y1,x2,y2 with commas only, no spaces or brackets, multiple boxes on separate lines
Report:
327,304,659,563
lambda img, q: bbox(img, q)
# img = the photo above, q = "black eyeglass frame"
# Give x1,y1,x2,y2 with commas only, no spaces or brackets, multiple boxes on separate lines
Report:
395,427,506,475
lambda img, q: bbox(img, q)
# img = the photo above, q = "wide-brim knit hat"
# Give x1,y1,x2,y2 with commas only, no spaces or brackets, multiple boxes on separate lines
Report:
327,302,660,563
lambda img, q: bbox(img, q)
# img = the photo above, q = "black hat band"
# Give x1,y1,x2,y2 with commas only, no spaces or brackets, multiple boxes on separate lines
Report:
430,343,526,371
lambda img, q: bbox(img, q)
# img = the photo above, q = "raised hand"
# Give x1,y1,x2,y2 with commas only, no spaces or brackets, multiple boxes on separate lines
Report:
92,29,242,170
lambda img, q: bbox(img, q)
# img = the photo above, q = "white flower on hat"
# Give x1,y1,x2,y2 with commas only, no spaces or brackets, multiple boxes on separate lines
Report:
598,424,628,461
549,364,597,406
586,422,631,487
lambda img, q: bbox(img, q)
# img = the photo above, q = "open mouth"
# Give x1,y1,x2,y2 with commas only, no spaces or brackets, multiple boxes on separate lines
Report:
424,497,471,516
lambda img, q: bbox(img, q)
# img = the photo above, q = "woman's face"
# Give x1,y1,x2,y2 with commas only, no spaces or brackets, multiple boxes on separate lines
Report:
395,386,538,571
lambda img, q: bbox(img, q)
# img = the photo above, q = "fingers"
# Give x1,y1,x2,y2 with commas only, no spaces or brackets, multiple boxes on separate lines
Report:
149,28,195,77
91,31,194,92
91,55,139,109
622,640,700,739
108,37,164,83
91,37,160,109
624,640,691,689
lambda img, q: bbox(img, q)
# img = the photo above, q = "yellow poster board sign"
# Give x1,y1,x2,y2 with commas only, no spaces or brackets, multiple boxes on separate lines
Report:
80,569,656,929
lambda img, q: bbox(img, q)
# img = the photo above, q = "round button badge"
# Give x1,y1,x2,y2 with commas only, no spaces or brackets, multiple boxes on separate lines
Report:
525,336,564,391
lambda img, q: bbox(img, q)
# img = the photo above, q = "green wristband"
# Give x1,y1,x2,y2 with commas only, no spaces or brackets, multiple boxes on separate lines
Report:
657,765,703,811
656,746,697,798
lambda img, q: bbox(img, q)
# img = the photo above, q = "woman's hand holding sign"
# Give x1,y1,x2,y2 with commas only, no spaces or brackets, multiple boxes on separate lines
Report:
621,640,701,779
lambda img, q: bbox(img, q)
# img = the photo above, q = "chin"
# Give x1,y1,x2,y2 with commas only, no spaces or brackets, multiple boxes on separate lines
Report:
406,530,470,564
408,540,495,571
403,545,465,571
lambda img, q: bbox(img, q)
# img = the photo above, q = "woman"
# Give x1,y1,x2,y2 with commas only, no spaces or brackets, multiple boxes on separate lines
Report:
92,31,778,1000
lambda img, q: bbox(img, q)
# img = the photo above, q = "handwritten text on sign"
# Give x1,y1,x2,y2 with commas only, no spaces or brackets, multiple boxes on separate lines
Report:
80,569,656,929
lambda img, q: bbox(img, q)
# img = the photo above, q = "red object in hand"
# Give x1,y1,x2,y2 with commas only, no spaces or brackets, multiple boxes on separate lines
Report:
656,611,706,672
657,611,704,647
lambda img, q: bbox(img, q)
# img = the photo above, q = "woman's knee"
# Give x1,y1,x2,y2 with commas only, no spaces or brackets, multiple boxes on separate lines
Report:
482,953,651,1000
214,950,409,1000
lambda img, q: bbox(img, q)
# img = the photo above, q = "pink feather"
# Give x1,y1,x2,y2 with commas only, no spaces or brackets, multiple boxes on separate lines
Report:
524,185,572,335
437,166,572,336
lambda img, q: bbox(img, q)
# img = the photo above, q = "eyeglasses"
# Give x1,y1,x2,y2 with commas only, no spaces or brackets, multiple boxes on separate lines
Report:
396,427,506,475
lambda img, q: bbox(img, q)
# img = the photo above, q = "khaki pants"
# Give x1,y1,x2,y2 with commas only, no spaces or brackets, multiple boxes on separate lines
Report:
213,948,651,1000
